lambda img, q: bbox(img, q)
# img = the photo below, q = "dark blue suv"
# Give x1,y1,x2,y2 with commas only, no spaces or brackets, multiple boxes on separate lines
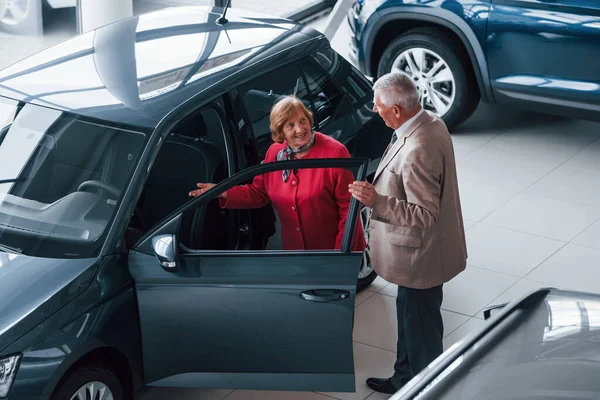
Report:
349,0,600,127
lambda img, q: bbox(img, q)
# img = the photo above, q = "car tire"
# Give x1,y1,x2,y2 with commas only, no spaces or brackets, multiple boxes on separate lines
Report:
357,255,377,292
0,0,43,35
357,205,378,292
377,27,480,128
51,364,124,400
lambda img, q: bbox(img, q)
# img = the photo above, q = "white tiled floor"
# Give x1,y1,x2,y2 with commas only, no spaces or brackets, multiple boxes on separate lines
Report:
3,6,600,400
138,15,600,400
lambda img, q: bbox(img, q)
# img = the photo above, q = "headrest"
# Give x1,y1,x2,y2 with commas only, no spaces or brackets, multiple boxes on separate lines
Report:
174,111,207,139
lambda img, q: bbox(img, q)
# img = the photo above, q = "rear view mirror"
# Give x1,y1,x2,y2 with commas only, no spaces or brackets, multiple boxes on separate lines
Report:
483,303,508,320
151,234,179,272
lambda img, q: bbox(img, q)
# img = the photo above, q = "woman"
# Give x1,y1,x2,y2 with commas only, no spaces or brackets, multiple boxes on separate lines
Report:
189,95,365,251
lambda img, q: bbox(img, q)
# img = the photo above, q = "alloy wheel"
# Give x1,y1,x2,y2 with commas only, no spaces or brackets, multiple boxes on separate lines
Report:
0,0,30,26
358,206,373,279
70,381,114,400
391,47,456,117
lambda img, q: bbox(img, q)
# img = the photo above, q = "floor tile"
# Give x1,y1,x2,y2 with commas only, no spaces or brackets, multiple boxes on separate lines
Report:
365,391,395,400
352,294,398,351
457,179,515,221
442,266,518,316
319,342,396,400
459,144,560,194
223,391,336,400
482,193,600,242
485,120,600,163
356,289,376,308
572,217,600,250
379,283,397,298
463,219,477,231
526,244,600,294
441,311,471,340
453,103,537,135
562,138,600,172
443,318,489,351
466,224,564,277
526,165,600,208
479,279,551,317
367,276,391,293
140,388,233,400
450,130,501,160
353,294,468,352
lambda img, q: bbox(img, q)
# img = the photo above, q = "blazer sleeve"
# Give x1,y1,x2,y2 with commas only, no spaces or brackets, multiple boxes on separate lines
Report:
371,140,441,229
332,147,366,251
219,149,273,209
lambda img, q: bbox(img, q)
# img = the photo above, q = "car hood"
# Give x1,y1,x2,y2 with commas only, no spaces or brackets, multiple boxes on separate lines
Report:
0,251,100,353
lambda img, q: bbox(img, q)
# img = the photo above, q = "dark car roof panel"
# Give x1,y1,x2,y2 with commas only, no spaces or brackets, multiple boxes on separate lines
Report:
0,6,324,129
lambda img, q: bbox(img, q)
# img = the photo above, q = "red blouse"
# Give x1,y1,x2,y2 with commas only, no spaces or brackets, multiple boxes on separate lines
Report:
220,132,366,251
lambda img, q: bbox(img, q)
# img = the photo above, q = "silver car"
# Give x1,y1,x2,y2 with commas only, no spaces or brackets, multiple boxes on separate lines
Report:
390,288,600,399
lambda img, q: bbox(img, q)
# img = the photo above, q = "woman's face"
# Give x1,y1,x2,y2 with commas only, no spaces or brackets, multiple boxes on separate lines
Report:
282,109,312,149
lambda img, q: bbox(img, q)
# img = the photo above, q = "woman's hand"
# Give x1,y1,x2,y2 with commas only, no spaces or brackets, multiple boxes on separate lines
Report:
189,183,226,198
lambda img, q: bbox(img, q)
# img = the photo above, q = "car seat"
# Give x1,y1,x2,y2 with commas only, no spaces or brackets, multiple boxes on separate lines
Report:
136,110,229,250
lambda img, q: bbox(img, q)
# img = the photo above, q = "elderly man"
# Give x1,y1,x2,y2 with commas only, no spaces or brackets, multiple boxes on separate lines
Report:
349,72,467,394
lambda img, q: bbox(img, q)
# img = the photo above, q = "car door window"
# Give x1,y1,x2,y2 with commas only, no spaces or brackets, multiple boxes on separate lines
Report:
310,48,372,105
236,63,313,159
129,103,231,245
300,58,347,130
179,162,364,253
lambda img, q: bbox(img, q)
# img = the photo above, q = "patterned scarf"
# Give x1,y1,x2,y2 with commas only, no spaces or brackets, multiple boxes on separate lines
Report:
276,131,316,182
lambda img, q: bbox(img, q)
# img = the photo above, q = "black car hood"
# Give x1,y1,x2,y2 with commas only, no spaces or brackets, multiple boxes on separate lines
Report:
0,251,99,353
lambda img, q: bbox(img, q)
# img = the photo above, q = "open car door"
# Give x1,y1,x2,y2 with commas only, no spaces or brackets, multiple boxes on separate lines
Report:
128,157,368,392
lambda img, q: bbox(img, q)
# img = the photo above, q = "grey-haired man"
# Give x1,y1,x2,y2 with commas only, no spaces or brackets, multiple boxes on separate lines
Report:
349,72,467,394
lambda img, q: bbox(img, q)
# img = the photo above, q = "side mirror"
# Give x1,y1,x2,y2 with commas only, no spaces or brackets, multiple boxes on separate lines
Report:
483,303,508,320
151,234,179,272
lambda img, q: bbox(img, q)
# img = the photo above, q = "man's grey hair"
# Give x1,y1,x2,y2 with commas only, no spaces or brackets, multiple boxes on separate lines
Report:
373,72,420,110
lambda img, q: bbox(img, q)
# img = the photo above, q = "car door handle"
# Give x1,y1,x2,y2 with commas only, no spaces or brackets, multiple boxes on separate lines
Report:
300,289,351,302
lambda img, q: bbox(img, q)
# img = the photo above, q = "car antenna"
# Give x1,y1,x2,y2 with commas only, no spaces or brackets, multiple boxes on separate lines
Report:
216,0,232,25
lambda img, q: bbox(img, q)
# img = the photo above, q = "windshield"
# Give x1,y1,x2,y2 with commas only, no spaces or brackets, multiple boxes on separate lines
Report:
0,96,147,258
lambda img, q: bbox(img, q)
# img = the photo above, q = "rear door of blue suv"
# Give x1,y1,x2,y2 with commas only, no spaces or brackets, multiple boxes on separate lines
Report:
487,0,600,119
351,0,600,128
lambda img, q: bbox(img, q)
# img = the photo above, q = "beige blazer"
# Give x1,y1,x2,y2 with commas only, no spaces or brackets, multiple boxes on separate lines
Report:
370,111,467,289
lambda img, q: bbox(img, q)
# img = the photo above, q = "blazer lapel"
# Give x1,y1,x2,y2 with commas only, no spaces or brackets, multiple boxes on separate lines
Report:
373,111,431,183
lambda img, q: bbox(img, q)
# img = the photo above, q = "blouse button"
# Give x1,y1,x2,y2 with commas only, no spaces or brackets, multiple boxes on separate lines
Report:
296,227,301,232
292,180,297,186
292,206,296,211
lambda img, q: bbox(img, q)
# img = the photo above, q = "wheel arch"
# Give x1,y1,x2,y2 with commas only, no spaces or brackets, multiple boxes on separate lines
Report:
48,346,135,399
363,8,494,103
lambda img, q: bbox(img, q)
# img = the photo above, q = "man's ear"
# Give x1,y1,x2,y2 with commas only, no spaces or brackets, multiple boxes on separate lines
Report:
392,105,402,116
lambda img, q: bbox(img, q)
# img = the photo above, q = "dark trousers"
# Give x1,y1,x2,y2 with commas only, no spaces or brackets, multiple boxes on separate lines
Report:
391,284,444,389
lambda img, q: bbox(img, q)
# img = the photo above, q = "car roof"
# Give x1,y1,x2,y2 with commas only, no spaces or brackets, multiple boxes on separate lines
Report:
0,6,325,129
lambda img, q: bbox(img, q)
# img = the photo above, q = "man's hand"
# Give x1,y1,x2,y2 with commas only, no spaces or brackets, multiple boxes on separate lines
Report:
189,182,225,198
349,181,378,208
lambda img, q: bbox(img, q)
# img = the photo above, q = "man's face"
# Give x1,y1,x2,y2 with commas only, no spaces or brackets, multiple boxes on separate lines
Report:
373,91,400,130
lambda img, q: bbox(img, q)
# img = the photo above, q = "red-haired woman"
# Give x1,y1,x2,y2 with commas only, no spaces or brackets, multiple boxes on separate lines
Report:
190,95,365,252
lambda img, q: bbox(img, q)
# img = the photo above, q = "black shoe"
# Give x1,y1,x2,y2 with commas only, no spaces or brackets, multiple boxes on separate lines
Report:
366,377,399,394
